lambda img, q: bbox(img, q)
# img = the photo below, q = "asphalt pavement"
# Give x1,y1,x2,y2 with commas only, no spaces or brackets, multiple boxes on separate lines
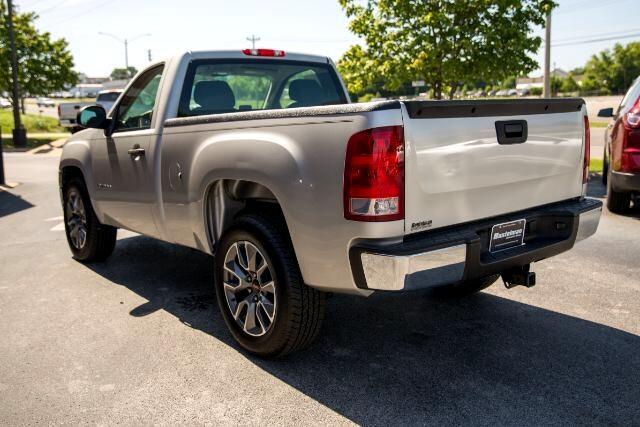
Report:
0,152,638,425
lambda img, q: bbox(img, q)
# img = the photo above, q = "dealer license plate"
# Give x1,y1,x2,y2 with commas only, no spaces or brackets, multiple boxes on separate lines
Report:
489,219,526,252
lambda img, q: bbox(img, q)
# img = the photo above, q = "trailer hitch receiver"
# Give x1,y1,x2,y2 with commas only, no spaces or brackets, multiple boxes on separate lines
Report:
502,264,536,289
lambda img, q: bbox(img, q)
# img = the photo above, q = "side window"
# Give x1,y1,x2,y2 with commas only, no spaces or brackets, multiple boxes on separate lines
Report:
114,65,164,132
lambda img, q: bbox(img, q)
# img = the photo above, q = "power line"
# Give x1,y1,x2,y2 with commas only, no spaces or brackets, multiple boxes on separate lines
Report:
554,28,640,43
553,32,640,47
555,0,629,15
16,0,50,7
35,0,69,14
46,0,113,27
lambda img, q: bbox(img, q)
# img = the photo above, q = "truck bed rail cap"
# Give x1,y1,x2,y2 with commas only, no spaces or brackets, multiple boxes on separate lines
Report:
164,101,401,128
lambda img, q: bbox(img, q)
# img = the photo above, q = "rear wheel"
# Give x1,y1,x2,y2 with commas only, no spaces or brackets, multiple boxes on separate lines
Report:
433,275,500,298
214,214,325,357
62,177,117,262
606,167,631,213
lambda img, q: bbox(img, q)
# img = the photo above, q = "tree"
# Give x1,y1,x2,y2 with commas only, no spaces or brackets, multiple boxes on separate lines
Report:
0,3,77,111
337,0,555,100
561,74,579,93
581,42,640,94
550,75,562,96
110,67,138,80
501,76,517,90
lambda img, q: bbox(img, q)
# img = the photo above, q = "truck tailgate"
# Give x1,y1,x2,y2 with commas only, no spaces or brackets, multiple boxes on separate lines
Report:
401,99,586,234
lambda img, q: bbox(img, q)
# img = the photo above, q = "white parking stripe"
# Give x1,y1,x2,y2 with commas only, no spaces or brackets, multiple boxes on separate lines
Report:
50,222,65,231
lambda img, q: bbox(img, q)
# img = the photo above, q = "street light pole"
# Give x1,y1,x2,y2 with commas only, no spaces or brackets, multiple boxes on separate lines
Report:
543,10,552,98
98,32,151,79
7,0,26,147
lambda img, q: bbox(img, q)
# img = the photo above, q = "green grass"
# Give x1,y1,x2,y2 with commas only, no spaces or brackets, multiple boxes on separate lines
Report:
590,121,609,128
589,157,603,173
0,110,65,134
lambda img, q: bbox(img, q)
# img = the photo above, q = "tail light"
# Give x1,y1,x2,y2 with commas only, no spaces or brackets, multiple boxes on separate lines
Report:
242,48,285,57
618,95,640,172
583,115,590,184
343,126,404,221
624,95,640,129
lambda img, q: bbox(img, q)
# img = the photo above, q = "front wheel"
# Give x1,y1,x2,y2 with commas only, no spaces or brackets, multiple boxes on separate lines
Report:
62,177,117,262
214,214,325,357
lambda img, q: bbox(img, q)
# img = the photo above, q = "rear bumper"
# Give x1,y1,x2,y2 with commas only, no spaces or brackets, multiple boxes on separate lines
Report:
611,171,640,192
350,198,602,291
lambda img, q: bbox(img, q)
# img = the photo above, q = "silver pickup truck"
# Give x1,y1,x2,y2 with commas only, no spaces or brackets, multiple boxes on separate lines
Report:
59,49,602,357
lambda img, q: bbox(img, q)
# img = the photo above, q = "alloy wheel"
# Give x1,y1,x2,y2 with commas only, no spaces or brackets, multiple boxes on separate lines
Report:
222,241,277,337
65,189,88,249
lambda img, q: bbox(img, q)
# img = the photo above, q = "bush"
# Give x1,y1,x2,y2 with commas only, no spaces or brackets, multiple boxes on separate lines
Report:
530,87,543,96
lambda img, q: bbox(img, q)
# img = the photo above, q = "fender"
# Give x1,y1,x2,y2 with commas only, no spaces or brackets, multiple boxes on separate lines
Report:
167,128,311,254
58,134,109,223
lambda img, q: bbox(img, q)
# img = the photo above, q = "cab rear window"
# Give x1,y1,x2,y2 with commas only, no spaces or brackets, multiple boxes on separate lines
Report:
178,59,347,117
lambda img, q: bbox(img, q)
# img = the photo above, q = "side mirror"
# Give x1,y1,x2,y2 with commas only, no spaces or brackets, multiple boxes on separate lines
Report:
77,105,107,129
597,107,614,118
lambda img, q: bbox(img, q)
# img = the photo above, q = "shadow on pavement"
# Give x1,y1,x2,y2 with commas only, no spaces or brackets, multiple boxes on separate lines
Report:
86,235,640,425
587,172,606,199
0,189,34,218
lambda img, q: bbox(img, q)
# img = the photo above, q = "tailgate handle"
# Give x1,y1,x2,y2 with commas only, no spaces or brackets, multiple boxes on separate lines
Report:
495,120,527,144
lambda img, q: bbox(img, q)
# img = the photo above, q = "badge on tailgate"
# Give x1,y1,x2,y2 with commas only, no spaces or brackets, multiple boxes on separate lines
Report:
490,219,526,252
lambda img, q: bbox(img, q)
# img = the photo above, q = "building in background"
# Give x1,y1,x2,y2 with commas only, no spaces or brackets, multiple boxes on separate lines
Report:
516,68,584,90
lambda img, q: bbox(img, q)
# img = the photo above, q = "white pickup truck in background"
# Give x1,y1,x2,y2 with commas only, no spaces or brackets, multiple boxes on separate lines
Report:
59,49,602,357
58,89,122,133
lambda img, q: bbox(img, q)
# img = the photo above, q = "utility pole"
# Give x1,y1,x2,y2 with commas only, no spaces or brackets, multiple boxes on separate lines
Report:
98,32,151,79
147,49,152,62
7,0,26,147
543,9,552,98
246,34,260,49
124,38,129,71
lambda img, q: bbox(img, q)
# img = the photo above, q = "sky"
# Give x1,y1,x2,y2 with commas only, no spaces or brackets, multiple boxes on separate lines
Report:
13,0,640,78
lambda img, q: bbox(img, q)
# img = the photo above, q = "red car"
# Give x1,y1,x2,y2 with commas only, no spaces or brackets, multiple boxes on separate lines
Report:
599,77,640,213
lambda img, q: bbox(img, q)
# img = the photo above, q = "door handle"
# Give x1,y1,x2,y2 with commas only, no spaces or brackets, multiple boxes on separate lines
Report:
128,147,145,156
495,120,528,144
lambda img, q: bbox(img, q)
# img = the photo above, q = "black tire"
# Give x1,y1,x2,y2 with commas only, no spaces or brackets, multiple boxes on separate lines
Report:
214,214,325,357
433,274,500,298
62,177,117,262
606,167,631,214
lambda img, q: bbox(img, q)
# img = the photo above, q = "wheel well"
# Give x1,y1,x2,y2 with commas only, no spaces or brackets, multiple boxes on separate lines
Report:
60,166,84,189
205,179,286,252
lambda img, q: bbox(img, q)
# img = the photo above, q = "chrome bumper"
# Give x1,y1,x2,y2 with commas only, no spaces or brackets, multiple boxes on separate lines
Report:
575,203,602,243
360,245,466,291
356,198,602,292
